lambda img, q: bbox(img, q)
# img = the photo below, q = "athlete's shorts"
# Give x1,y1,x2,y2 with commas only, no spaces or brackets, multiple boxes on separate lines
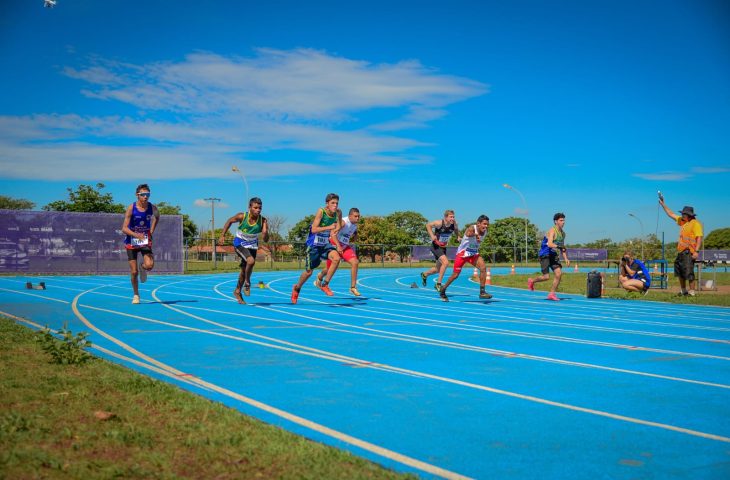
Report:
453,253,479,273
306,244,336,271
638,276,651,291
539,252,562,274
326,244,356,270
234,245,257,265
674,249,695,281
127,247,152,261
431,243,447,261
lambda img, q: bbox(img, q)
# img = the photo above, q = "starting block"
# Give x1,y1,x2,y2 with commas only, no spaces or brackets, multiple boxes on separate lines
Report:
26,282,46,290
410,282,418,288
258,280,266,289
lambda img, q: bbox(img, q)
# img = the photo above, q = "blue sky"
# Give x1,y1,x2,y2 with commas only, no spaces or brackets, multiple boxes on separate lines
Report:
1,0,728,243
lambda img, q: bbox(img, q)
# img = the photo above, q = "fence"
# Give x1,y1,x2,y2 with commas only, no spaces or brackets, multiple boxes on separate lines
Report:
0,210,184,274
183,238,542,272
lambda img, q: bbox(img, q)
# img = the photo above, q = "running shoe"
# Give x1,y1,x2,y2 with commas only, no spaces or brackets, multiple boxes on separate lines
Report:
434,282,442,293
291,286,300,304
527,278,535,291
420,272,427,287
349,287,361,297
233,289,245,304
314,277,322,288
479,291,492,300
243,284,251,296
319,283,334,296
546,292,560,301
440,291,449,302
132,295,140,304
687,290,696,297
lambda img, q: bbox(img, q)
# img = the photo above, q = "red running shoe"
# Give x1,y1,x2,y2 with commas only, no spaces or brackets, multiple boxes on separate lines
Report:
291,285,300,304
527,278,535,291
547,292,560,301
320,284,334,296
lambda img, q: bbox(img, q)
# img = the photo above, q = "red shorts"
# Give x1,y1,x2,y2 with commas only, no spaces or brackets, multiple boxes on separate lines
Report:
326,244,356,269
453,253,479,273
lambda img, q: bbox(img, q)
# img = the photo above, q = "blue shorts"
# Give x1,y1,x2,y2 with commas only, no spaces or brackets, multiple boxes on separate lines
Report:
305,244,336,271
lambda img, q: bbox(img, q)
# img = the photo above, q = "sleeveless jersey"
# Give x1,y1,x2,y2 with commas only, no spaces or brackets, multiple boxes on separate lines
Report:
432,220,456,245
234,212,264,249
456,225,486,257
538,227,565,257
335,217,357,246
124,202,154,249
306,208,338,247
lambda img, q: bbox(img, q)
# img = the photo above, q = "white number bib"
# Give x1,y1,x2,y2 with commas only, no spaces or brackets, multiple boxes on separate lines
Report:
131,235,149,247
313,232,330,246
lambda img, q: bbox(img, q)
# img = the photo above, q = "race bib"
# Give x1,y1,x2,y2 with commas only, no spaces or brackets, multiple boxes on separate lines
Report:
438,233,451,244
238,233,259,249
131,235,149,247
313,232,330,246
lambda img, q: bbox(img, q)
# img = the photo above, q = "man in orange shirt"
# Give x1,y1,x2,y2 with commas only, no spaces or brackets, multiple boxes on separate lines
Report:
660,196,703,296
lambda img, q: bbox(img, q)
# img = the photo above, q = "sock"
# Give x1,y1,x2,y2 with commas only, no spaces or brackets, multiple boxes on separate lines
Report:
321,280,328,287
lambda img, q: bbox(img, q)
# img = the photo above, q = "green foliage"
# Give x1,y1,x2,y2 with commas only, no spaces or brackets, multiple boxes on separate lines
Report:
0,195,35,210
157,201,198,240
384,211,429,244
704,228,730,250
482,217,540,263
43,183,125,213
287,214,315,256
35,323,93,365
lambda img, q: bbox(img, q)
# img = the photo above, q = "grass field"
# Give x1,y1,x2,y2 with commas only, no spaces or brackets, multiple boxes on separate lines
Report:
0,318,415,480
487,271,730,306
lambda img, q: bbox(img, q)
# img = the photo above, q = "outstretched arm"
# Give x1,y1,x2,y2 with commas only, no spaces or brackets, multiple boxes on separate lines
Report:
659,198,679,222
219,213,244,244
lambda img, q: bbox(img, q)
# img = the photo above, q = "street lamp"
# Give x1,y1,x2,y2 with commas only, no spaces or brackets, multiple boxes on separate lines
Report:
503,183,529,264
628,213,645,260
232,166,250,201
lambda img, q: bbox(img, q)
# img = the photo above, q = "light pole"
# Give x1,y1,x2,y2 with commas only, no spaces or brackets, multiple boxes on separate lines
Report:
503,184,529,264
205,197,221,268
507,226,518,263
628,213,645,260
232,166,250,202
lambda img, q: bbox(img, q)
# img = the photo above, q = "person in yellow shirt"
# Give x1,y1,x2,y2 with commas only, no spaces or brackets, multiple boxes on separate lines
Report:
660,197,703,296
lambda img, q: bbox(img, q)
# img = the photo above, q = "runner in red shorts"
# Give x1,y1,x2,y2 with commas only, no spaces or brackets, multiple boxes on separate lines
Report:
316,207,362,296
439,215,492,302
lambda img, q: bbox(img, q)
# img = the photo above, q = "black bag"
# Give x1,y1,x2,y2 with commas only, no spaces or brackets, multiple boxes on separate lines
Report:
586,271,602,298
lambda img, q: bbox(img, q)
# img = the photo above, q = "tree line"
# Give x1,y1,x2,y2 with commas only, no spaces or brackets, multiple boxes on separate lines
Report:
2,186,729,260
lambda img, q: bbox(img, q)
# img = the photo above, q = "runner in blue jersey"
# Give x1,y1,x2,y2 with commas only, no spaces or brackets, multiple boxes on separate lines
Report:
527,212,570,301
291,193,343,304
619,251,652,295
220,197,269,304
122,184,160,304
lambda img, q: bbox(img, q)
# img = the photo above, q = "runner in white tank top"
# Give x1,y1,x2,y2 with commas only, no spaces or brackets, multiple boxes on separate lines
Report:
439,215,493,302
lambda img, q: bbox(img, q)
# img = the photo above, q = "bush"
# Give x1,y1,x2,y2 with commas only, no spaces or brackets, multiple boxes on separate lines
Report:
35,323,93,365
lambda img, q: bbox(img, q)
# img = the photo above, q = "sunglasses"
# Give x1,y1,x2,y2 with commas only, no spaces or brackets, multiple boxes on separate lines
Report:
137,192,151,198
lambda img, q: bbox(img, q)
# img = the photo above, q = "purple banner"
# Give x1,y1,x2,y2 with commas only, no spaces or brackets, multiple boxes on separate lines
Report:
565,248,608,261
411,245,458,261
0,210,183,274
700,250,730,263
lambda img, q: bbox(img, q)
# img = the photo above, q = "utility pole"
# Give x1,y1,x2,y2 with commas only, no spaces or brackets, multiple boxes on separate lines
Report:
205,197,221,268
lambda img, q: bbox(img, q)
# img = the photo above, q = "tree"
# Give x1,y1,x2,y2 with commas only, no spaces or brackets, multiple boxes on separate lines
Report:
43,183,125,213
704,228,730,250
385,211,429,245
156,202,198,240
481,217,540,263
266,215,287,259
287,214,315,257
0,195,35,210
354,216,389,263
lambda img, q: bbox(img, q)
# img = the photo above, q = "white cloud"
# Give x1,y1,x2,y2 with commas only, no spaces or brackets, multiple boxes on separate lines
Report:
0,48,486,181
632,171,693,181
194,199,230,209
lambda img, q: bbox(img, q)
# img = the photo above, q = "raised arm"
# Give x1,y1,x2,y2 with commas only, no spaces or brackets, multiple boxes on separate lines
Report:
659,197,679,222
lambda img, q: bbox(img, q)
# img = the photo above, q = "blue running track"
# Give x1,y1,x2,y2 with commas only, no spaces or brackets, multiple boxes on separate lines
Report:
1,268,729,479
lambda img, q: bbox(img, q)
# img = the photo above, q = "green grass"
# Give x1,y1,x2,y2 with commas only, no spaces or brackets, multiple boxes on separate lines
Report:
0,318,416,480
487,271,730,306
